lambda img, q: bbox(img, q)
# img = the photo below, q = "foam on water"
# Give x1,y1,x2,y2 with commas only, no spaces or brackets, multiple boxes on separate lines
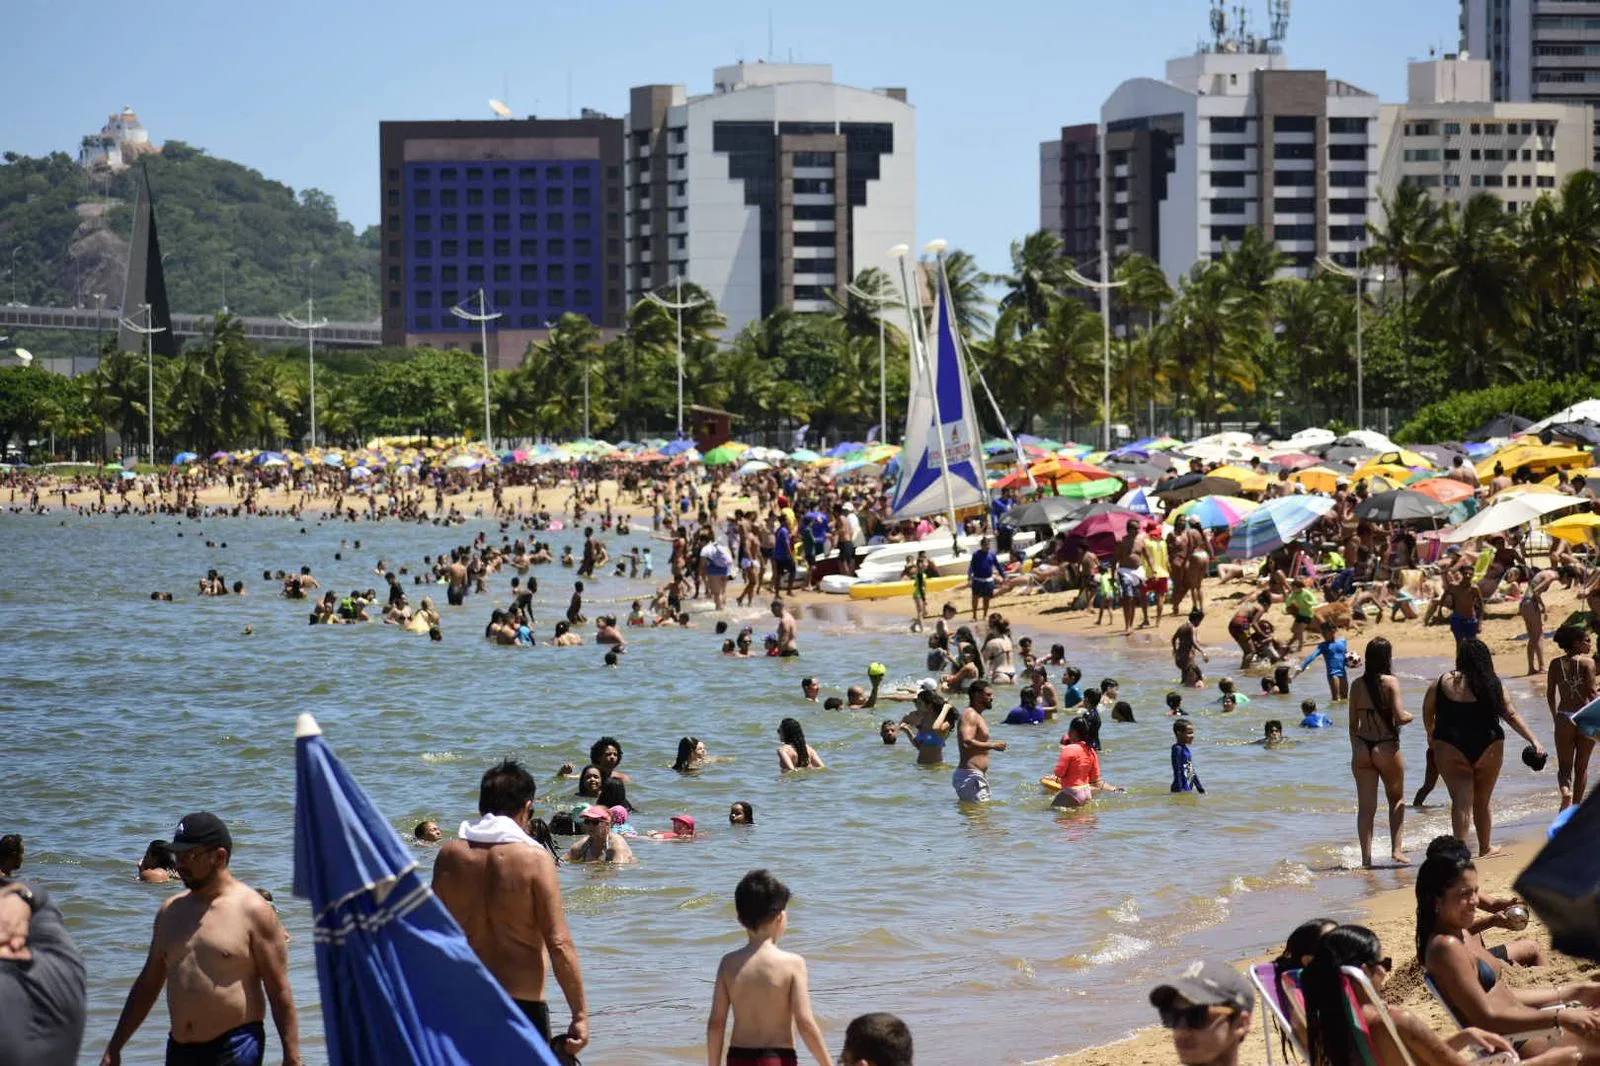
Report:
0,512,1566,1066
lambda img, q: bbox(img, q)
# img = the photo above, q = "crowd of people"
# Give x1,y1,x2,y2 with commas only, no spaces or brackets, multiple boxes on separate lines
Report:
5,437,1600,1066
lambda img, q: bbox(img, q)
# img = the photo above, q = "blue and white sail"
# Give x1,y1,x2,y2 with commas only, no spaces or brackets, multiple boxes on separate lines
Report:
889,271,988,520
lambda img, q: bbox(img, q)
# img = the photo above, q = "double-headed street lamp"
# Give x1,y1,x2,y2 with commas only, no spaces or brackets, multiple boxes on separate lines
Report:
1063,259,1127,451
118,303,166,462
1316,256,1386,431
644,276,706,435
451,289,501,445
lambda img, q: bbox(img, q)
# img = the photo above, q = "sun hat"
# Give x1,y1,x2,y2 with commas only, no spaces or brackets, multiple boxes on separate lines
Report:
582,805,610,822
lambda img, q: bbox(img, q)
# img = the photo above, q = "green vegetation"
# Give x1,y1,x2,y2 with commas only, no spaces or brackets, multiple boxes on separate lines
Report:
1394,377,1598,444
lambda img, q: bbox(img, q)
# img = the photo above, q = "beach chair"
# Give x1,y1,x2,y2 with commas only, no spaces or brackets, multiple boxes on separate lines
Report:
1341,966,1421,1066
1421,973,1562,1042
1248,963,1308,1065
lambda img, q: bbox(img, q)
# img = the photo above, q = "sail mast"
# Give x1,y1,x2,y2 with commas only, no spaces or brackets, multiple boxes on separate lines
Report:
893,248,961,544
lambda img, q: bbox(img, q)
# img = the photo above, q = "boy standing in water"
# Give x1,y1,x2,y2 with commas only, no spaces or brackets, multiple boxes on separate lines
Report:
706,869,830,1066
1171,720,1205,793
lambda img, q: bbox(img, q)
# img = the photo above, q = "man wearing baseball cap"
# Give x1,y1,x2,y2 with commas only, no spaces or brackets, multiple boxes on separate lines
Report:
1148,959,1254,1066
102,812,301,1066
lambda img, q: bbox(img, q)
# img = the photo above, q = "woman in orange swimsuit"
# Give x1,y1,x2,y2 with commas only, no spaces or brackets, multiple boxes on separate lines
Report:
1049,717,1121,808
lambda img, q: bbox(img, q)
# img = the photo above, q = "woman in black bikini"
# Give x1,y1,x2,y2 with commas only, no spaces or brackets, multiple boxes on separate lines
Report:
1546,624,1598,811
1348,637,1413,868
1422,639,1545,857
1417,850,1600,1060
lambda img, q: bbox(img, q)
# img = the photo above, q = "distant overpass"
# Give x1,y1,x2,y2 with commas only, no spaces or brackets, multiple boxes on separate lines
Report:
0,305,383,347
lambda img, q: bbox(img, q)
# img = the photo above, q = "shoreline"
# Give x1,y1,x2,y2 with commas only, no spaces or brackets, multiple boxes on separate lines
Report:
1029,821,1573,1066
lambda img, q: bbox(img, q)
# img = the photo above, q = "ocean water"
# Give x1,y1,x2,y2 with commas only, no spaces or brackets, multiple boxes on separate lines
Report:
0,512,1565,1065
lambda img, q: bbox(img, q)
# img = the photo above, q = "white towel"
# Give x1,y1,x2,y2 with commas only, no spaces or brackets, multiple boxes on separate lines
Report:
457,813,537,847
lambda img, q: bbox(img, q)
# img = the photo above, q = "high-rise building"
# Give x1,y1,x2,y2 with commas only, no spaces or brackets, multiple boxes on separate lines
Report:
1460,0,1600,161
1038,123,1101,267
378,117,626,363
1376,56,1592,214
625,62,916,337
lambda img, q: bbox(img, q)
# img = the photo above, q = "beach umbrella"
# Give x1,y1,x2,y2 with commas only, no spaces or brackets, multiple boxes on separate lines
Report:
1289,466,1347,494
120,470,137,480
1048,476,1124,501
172,451,198,465
1442,492,1587,542
1352,489,1454,523
1117,487,1156,515
668,448,702,466
736,459,772,476
1284,427,1337,449
292,715,560,1066
702,443,747,466
824,441,864,458
1321,443,1380,467
1206,464,1271,494
254,451,289,466
1066,508,1145,558
1409,477,1476,505
1477,443,1592,480
983,438,1015,455
1006,497,1089,530
1172,495,1259,529
1152,472,1243,503
445,454,484,469
789,448,821,463
1267,452,1323,471
659,439,696,456
1224,495,1336,559
1467,413,1534,442
1546,512,1600,545
348,466,374,480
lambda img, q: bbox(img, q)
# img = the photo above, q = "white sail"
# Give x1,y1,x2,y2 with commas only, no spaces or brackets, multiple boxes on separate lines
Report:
889,275,988,520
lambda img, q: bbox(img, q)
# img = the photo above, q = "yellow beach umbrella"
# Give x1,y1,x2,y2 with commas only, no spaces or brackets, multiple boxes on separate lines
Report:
1476,443,1591,479
1289,466,1344,493
1351,462,1415,484
1207,464,1271,493
1546,512,1600,545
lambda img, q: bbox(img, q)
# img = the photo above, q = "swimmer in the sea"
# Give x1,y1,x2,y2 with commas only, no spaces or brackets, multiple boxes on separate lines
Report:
414,820,443,843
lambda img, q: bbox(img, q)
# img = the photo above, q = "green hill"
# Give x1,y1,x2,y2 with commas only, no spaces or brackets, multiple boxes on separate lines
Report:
0,143,378,332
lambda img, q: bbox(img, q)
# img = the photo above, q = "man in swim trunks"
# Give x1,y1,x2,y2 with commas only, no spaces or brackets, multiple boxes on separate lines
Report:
953,680,1005,801
1141,521,1171,624
433,762,589,1057
101,812,302,1066
773,599,799,657
1112,519,1149,634
967,537,999,622
1441,567,1484,644
1172,610,1209,688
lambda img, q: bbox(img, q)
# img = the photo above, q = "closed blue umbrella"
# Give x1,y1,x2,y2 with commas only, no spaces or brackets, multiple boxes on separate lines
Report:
1223,495,1335,559
292,715,559,1066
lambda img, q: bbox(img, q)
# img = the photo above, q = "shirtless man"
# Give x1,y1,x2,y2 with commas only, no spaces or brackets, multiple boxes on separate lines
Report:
1441,567,1485,643
433,761,588,1055
446,551,468,607
101,813,300,1066
773,598,799,657
1445,455,1481,489
1172,609,1209,687
1115,519,1149,634
706,869,830,1066
567,806,636,865
952,680,1005,802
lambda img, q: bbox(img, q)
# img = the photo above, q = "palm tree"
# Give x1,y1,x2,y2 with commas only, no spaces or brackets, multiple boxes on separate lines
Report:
1521,169,1600,376
827,266,902,342
1169,261,1260,433
994,230,1068,333
1115,252,1172,434
1367,182,1440,374
1030,295,1103,439
1418,194,1525,387
933,248,993,340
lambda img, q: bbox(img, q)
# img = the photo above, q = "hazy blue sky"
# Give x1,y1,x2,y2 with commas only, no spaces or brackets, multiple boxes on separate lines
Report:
3,0,1457,274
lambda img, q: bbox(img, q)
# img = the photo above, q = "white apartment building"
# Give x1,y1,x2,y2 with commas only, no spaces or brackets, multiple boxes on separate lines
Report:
625,62,916,336
1100,48,1381,285
1376,56,1593,214
1460,0,1600,160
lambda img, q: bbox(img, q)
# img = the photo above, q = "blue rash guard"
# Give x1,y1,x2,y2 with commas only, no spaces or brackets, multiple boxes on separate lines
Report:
1171,743,1205,793
1300,638,1349,680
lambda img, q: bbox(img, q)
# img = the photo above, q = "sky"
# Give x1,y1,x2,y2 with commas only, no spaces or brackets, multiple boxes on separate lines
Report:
2,0,1459,276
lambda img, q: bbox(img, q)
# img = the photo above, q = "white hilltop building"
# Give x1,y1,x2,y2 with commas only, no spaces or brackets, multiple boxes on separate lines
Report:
78,107,159,171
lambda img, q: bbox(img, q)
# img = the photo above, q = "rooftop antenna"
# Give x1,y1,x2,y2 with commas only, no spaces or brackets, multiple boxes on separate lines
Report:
1209,0,1226,50
1267,0,1291,48
768,8,774,60
566,71,572,118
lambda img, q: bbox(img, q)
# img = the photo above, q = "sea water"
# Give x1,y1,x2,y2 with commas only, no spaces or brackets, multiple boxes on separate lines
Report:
0,513,1563,1065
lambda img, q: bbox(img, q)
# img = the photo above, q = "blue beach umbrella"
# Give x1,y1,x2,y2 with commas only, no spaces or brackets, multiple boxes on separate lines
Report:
660,438,696,456
292,715,560,1066
1223,495,1335,559
172,451,199,465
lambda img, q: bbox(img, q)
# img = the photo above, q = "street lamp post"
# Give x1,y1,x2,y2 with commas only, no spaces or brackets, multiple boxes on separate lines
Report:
118,303,166,463
451,289,501,445
8,247,21,306
281,301,327,449
842,278,896,445
1063,260,1128,451
1316,257,1385,431
644,276,707,435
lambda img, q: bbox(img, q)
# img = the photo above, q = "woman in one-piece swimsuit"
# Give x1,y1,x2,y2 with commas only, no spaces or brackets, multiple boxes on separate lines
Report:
1546,623,1598,811
1423,638,1545,857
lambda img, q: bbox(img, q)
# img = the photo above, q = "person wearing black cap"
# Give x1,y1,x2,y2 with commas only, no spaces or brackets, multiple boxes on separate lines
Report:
1148,959,1254,1066
101,812,301,1066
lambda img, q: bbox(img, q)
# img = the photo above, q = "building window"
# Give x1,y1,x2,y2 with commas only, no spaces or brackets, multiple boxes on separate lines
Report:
520,239,538,256
415,291,433,308
574,212,593,229
1275,115,1317,133
1443,122,1461,135
495,289,512,307
1405,121,1437,137
415,168,431,182
441,290,458,308
1273,197,1315,213
520,213,538,230
520,290,538,306
494,264,511,282
1209,144,1249,161
440,167,458,180
387,214,399,231
415,240,433,257
1483,123,1501,135
493,239,510,256
467,239,484,256
548,214,565,231
387,167,399,181
793,204,835,220
467,188,484,206
1484,174,1504,187
793,178,834,194
574,263,592,281
441,265,458,282
1521,149,1532,161
1275,142,1315,160
1274,223,1315,241
1329,225,1366,241
544,165,562,180
1471,174,1483,187
574,165,591,180
520,264,538,281
793,151,834,167
550,289,566,307
1210,116,1250,133
441,189,458,207
1444,174,1461,187
1329,171,1366,187
548,264,566,282
1329,197,1370,212
493,188,510,206
1209,171,1247,187
548,239,566,255
414,265,432,282
794,230,834,246
494,214,510,231
467,214,484,231
1470,148,1482,161
547,188,565,205
465,167,483,181
520,188,538,206
1275,170,1316,187
441,240,459,257
1403,148,1440,162
1401,175,1442,188
1483,148,1503,161
467,265,484,282
388,290,400,307
1443,148,1460,161
492,167,510,181
1330,143,1368,161
1210,198,1248,215
414,315,432,329
1329,117,1369,134
573,188,591,206
441,214,458,231
1538,174,1556,187
574,238,593,256
414,189,432,207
